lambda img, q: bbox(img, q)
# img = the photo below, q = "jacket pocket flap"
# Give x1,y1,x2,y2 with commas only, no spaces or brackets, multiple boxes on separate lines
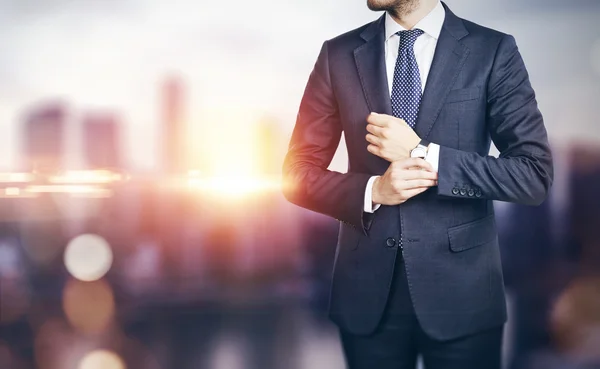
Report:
448,215,496,252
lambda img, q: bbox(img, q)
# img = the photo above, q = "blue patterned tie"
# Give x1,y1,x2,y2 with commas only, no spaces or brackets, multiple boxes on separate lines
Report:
391,29,424,128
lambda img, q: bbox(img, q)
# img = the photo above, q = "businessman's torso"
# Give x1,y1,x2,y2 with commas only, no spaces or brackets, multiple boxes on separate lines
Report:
327,5,508,340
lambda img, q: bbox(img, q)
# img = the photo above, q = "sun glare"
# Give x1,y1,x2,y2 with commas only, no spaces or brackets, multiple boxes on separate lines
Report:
189,109,262,176
188,175,280,197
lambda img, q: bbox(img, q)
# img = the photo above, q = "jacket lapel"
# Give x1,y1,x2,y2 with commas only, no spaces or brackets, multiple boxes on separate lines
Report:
353,15,392,173
414,3,470,139
353,15,393,117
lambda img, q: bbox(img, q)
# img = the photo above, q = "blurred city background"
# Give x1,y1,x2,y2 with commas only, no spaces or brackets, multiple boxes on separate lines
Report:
0,0,599,368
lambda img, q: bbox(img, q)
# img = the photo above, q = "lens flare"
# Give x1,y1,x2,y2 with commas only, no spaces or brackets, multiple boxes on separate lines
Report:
62,279,115,334
550,277,600,359
79,350,125,369
64,234,113,282
187,175,281,197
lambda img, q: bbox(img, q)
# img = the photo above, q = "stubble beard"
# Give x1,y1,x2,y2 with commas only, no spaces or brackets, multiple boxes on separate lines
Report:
367,0,420,19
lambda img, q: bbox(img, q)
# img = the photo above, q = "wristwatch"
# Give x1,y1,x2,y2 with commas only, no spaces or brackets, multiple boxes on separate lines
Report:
410,139,430,158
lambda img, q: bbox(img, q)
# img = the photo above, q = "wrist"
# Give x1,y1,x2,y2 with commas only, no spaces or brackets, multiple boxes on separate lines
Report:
411,136,421,150
410,138,430,159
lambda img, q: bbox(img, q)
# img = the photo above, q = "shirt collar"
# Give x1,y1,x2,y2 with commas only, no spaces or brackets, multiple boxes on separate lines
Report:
385,1,445,41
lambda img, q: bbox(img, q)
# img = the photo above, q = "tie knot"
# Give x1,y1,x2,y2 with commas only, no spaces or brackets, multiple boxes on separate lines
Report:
397,29,424,50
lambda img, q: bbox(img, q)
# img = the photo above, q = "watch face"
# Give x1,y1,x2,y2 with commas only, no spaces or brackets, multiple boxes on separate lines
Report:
410,147,427,158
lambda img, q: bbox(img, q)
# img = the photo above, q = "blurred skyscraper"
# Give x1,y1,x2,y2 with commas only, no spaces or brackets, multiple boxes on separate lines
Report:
21,102,67,173
82,112,122,169
161,76,187,173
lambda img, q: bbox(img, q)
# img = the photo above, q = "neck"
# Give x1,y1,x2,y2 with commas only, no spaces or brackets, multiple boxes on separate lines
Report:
390,0,438,29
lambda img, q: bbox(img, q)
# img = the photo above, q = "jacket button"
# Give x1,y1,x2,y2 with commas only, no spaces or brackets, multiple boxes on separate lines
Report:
386,238,396,248
452,188,460,195
468,189,475,197
460,188,467,196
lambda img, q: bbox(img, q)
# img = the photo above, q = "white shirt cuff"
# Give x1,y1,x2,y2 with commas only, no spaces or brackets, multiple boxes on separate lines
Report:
425,143,440,172
364,176,381,213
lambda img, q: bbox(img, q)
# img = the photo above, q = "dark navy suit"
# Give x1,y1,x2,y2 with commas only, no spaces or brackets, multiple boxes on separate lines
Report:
283,3,553,368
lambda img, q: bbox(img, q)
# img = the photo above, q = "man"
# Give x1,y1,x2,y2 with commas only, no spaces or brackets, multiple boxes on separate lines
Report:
283,0,553,368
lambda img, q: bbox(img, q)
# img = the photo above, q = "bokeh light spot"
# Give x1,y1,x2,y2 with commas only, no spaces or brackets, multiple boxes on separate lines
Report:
550,277,600,359
64,234,113,281
63,279,115,334
79,350,125,369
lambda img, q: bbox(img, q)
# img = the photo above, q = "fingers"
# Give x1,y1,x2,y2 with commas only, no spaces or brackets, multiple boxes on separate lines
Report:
400,187,429,200
367,113,409,127
402,179,438,189
392,177,437,192
366,124,384,137
365,133,381,146
367,144,382,157
399,169,438,181
393,157,434,172
366,112,389,127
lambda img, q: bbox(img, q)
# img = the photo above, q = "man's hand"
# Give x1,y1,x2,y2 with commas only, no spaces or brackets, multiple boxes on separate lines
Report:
366,112,421,162
373,158,438,206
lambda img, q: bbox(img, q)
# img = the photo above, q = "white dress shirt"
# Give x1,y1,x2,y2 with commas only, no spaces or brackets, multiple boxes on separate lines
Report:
364,1,445,213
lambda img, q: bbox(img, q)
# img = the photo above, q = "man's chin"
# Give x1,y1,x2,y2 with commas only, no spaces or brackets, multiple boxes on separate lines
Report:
366,0,388,12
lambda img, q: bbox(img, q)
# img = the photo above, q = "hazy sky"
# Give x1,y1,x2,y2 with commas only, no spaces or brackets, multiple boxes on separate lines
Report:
0,0,598,171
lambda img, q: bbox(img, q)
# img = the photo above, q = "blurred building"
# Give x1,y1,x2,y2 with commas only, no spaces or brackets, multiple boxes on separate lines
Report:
566,143,600,268
21,102,67,173
82,112,122,169
161,76,188,174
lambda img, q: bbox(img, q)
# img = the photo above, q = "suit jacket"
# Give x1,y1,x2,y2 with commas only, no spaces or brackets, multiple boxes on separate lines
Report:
282,3,553,341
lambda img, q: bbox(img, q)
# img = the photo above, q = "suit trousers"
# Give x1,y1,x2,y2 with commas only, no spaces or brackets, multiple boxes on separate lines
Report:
339,251,504,369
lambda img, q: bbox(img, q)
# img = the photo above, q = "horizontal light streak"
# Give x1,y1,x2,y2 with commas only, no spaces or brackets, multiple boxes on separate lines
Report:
0,171,283,198
48,170,127,184
187,176,281,196
0,172,35,183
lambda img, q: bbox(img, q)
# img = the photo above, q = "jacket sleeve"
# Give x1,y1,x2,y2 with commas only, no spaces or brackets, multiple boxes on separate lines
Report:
282,41,372,232
437,35,553,205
